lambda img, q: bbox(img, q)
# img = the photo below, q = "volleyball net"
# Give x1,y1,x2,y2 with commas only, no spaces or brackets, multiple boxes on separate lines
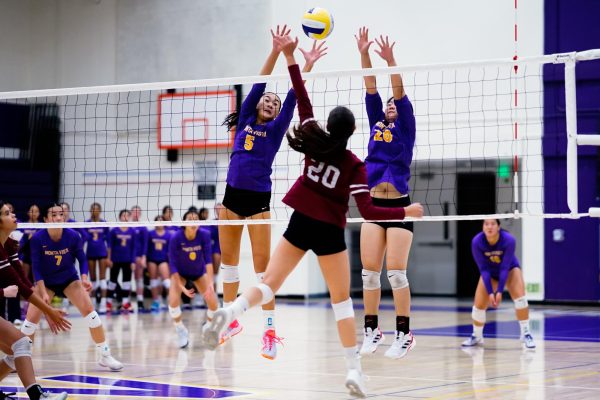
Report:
2,49,600,229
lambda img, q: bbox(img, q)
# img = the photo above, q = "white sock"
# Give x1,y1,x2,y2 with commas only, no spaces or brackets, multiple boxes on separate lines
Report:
519,320,531,336
263,310,275,330
96,341,110,355
123,298,130,305
223,301,233,308
230,297,249,320
473,324,484,338
100,297,107,306
137,294,144,301
344,346,360,371
174,320,183,328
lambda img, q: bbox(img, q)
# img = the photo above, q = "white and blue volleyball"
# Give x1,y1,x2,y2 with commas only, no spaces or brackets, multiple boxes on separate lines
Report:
301,7,334,40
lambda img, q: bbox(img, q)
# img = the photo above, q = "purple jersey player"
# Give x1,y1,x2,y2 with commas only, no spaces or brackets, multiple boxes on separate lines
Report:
147,216,171,312
22,203,123,372
462,219,535,349
106,210,137,313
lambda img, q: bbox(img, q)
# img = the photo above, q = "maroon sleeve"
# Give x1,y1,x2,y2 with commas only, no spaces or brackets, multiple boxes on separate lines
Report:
350,163,406,221
5,238,33,288
288,64,314,123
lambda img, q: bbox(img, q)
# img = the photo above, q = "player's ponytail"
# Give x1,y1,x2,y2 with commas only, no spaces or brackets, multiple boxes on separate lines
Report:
287,106,355,161
222,112,239,132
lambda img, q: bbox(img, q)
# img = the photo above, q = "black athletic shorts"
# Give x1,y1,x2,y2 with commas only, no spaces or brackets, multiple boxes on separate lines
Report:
45,274,80,298
369,196,414,232
283,211,347,256
222,184,271,217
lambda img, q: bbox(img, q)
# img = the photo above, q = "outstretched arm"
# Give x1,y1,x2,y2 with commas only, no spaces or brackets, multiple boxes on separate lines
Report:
355,27,377,94
259,24,291,75
374,35,405,100
299,40,328,73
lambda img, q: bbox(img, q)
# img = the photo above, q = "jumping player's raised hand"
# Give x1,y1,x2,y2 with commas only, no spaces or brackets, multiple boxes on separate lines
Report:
271,24,292,53
355,26,374,55
374,35,396,64
274,34,299,58
299,40,328,71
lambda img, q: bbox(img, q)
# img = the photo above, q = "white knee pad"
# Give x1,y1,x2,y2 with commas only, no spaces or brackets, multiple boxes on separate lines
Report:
332,298,355,322
20,320,39,336
472,306,486,323
388,269,409,290
92,280,99,291
256,272,264,282
11,336,32,359
257,283,274,305
136,278,144,289
163,279,171,290
99,279,108,290
514,296,528,310
220,264,240,283
2,355,15,370
150,279,161,289
107,281,117,291
361,269,381,290
85,311,102,329
168,306,182,319
122,281,132,291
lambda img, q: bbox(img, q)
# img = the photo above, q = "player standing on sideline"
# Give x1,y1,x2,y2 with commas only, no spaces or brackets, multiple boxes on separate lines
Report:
85,203,110,313
131,206,149,312
20,204,123,371
167,210,218,349
147,216,171,312
462,219,535,349
161,205,178,235
0,200,71,400
204,34,423,398
355,27,417,358
106,210,137,313
18,204,41,284
217,25,327,360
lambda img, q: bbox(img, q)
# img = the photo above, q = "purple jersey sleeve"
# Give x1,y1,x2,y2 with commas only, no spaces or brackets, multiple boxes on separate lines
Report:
268,89,296,136
73,231,89,276
495,235,516,293
365,92,385,129
471,236,494,294
394,96,416,145
238,83,267,128
30,234,44,283
168,232,179,274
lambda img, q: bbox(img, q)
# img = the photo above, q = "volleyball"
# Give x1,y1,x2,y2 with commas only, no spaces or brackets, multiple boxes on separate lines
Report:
301,7,334,40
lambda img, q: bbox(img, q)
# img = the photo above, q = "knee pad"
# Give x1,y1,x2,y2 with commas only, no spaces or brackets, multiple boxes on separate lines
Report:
257,283,274,305
472,306,486,323
99,279,108,290
332,298,354,321
388,269,409,290
150,279,161,289
122,281,132,291
361,269,381,290
168,306,182,319
136,278,144,289
92,280,99,291
256,272,264,282
2,355,15,371
107,281,117,291
220,264,239,283
514,296,528,310
85,311,102,329
163,279,171,290
11,336,32,359
207,309,215,320
20,320,39,336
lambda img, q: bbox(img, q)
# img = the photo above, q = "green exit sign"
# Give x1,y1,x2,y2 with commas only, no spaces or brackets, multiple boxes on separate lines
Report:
527,283,540,293
497,163,511,179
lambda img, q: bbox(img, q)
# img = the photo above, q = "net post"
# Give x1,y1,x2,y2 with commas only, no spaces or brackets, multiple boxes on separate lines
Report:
564,57,579,217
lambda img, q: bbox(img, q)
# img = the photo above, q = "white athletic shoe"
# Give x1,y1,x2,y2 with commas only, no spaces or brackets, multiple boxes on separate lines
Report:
260,329,283,360
345,368,367,398
204,308,233,350
384,331,416,359
462,334,484,347
98,353,124,371
176,325,189,349
521,333,536,349
359,327,385,355
41,392,69,399
98,302,107,315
